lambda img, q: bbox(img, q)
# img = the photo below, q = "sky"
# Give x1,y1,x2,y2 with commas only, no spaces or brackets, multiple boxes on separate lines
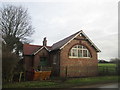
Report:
0,0,119,61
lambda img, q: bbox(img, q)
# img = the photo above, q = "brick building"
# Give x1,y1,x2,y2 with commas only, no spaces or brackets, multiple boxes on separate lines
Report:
23,30,101,78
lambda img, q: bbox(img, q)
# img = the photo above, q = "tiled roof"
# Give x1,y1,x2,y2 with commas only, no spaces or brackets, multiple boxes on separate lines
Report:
23,30,100,55
52,30,101,52
23,44,51,55
51,31,80,50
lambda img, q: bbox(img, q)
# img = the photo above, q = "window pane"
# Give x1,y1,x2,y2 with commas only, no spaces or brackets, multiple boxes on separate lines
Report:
83,46,87,49
74,45,77,48
78,50,82,57
72,49,77,56
78,45,82,48
88,51,91,57
83,50,87,57
69,45,91,58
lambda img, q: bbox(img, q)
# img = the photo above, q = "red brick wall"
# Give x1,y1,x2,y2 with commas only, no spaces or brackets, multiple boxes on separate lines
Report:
60,35,98,77
33,48,50,70
50,50,60,76
24,48,50,71
24,56,34,71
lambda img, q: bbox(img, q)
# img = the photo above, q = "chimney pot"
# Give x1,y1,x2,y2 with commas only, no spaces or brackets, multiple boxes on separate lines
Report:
43,37,47,46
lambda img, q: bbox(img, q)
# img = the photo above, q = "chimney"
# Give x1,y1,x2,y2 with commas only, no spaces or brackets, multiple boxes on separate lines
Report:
43,37,47,46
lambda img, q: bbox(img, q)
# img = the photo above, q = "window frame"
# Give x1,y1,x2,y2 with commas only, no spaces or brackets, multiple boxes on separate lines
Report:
53,55,57,64
69,45,91,58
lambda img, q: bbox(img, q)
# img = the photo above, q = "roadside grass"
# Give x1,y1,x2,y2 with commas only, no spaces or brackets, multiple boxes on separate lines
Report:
3,76,118,88
64,76,118,88
3,81,58,88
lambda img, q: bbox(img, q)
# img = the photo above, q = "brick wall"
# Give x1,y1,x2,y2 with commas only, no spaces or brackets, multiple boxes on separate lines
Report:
60,35,98,77
50,50,60,76
24,56,34,71
24,48,50,71
33,48,50,70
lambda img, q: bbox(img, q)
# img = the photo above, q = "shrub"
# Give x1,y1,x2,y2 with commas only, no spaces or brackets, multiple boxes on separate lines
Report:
2,46,19,83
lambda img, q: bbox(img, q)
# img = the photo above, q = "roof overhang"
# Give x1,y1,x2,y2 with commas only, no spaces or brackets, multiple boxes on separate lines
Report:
33,46,50,55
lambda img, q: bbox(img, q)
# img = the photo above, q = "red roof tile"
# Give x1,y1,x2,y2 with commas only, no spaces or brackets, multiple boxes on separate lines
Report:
23,44,52,55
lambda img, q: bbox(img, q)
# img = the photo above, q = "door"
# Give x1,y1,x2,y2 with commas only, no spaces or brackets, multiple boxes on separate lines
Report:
40,57,47,67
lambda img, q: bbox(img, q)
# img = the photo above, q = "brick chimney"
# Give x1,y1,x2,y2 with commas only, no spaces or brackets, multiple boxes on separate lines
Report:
43,37,47,46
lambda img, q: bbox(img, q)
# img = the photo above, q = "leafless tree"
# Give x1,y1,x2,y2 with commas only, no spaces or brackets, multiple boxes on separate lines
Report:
0,5,34,54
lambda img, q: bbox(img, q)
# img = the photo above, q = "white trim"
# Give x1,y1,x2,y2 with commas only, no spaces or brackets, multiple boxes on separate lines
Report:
60,30,101,52
80,31,101,52
69,56,91,58
69,45,91,58
33,46,50,55
60,31,81,50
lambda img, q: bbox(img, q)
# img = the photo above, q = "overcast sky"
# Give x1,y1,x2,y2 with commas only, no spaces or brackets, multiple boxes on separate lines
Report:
0,0,118,61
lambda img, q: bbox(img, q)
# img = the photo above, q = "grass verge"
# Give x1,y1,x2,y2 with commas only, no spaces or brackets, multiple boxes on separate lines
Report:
3,76,118,88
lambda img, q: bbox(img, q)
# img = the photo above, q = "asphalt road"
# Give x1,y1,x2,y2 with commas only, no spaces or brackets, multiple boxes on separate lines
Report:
98,83,118,88
73,83,119,88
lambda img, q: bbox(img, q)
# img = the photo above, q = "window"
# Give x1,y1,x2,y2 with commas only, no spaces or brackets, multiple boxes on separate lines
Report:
69,45,91,58
53,55,57,64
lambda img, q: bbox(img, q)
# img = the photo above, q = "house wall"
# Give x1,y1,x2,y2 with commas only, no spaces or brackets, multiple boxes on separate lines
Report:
50,50,60,76
60,35,98,77
33,48,50,70
24,56,34,71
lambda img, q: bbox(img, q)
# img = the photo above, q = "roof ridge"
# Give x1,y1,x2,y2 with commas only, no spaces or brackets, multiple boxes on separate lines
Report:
24,44,52,47
24,44,42,47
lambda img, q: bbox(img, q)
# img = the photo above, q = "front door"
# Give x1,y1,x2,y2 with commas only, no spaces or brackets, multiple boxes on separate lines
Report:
40,57,47,67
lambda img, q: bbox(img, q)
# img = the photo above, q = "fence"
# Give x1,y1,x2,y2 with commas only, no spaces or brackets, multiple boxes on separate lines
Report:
53,66,118,77
25,65,118,81
53,66,98,77
98,66,118,76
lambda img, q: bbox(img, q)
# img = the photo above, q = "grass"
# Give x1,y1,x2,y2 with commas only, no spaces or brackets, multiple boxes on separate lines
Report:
3,76,118,88
98,63,117,67
65,76,118,87
3,63,118,88
3,81,58,88
98,63,117,75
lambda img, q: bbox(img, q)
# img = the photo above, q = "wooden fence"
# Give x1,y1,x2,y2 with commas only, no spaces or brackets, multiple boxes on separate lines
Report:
98,66,118,76
57,66,118,77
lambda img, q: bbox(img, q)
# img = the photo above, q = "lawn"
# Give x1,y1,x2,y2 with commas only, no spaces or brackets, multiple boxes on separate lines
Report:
3,76,118,88
98,63,117,67
98,63,117,75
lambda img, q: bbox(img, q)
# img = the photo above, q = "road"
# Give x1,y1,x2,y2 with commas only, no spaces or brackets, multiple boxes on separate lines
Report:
73,83,119,88
98,83,118,88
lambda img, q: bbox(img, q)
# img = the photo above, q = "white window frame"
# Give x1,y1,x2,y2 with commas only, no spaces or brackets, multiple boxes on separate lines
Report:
69,45,91,58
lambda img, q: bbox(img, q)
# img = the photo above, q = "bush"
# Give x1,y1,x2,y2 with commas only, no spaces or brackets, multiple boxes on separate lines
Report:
2,47,19,83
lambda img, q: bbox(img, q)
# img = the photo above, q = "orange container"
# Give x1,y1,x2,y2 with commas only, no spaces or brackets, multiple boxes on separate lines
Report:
33,71,51,80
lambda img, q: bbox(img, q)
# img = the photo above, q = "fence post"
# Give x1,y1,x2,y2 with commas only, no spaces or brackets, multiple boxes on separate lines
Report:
106,67,108,73
115,66,118,75
19,72,23,82
65,66,67,78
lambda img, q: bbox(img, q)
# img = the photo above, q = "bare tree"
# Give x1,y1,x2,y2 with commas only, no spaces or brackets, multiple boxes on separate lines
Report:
0,5,34,54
